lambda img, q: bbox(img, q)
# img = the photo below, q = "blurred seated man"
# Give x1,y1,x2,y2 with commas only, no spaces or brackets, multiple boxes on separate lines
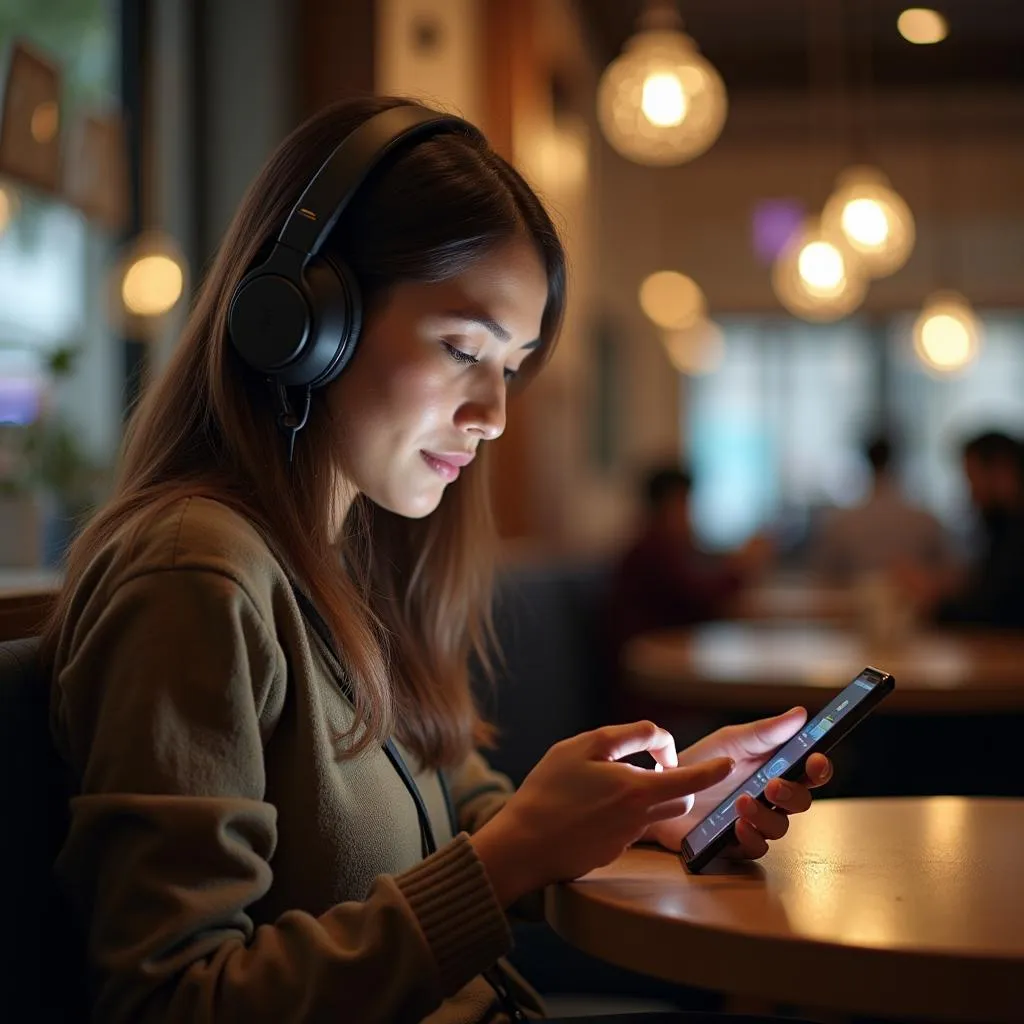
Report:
895,430,1024,629
604,465,772,676
813,435,952,584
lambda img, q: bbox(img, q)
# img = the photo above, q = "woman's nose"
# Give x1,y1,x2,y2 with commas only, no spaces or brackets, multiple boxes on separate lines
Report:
456,374,506,440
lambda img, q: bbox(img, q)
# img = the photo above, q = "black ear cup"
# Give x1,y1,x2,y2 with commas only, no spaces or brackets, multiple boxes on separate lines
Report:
228,266,312,377
299,253,363,389
228,251,362,389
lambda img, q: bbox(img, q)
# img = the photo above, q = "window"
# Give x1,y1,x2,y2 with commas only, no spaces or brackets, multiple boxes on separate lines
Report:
684,313,1024,554
0,0,119,453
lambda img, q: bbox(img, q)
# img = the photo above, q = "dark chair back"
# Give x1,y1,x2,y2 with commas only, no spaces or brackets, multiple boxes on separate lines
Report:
482,560,612,784
0,637,88,1021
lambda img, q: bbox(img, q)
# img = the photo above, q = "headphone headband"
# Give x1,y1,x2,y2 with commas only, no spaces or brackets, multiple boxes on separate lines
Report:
277,105,486,260
229,104,487,395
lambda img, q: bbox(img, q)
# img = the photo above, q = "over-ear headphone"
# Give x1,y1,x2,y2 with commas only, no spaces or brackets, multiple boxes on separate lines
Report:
228,105,486,390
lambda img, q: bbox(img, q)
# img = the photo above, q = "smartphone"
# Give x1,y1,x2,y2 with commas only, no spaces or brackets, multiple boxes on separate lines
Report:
681,665,895,873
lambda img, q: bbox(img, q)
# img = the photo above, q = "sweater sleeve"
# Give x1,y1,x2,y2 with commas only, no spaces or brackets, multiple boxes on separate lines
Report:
51,568,510,1024
445,751,546,922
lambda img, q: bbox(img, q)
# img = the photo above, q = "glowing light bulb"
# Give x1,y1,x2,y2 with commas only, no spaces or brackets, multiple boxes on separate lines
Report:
897,8,948,45
823,167,915,277
121,254,184,317
798,241,846,295
912,291,982,373
842,198,890,248
920,315,970,367
772,217,867,322
596,22,727,166
641,72,687,127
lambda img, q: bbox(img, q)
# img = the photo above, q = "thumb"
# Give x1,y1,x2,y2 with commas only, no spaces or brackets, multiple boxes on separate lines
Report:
735,707,807,757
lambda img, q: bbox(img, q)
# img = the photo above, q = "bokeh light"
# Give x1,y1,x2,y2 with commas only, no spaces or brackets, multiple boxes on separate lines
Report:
639,270,707,330
912,291,982,373
822,166,916,278
597,25,727,166
897,8,949,45
772,219,867,322
121,254,184,317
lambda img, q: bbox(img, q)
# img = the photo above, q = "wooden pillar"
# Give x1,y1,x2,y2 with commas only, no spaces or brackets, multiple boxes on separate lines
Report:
481,0,544,541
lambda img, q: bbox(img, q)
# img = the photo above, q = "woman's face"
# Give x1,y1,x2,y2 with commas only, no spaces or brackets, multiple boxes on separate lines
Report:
326,235,548,519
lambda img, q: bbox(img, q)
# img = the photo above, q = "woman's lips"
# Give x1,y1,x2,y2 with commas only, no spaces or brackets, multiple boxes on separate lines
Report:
421,450,474,481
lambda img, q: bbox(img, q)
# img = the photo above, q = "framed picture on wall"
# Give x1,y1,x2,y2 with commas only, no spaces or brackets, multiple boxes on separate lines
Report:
0,40,63,193
64,111,128,233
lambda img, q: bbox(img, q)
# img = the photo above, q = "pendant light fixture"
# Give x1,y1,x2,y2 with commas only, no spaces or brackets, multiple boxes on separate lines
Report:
910,76,982,375
912,290,981,374
597,0,727,167
821,165,915,278
772,217,867,322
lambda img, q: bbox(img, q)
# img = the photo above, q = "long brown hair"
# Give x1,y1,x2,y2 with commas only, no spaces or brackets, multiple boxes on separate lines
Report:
43,96,566,769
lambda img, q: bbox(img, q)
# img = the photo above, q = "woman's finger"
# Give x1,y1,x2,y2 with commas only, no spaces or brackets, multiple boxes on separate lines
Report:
736,795,791,840
732,818,769,859
645,794,699,823
805,753,833,788
764,778,813,815
644,757,735,803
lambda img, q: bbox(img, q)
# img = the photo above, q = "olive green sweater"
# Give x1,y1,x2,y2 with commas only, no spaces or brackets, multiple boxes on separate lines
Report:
50,496,542,1023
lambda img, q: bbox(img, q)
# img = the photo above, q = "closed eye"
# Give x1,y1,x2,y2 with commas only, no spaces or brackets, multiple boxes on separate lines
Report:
444,341,519,384
442,341,480,366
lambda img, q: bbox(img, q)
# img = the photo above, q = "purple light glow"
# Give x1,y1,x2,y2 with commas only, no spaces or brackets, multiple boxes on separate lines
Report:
752,199,805,264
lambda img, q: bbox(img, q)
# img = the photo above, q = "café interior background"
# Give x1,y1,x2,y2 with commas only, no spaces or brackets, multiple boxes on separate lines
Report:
0,0,1022,569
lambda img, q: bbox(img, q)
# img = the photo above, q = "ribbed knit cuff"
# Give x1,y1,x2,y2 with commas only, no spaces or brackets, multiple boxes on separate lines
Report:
394,832,512,996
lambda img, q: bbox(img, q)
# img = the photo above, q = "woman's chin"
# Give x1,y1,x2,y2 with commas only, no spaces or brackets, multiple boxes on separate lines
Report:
372,485,445,520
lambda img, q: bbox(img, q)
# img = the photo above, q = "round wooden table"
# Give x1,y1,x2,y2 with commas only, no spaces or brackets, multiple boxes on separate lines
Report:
625,622,1024,714
545,797,1024,1022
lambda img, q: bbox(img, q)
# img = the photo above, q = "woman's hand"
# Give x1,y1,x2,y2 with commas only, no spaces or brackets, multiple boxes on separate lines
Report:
469,721,733,906
641,708,833,860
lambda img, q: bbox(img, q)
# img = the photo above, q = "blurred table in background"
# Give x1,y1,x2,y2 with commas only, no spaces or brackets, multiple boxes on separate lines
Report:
624,621,1024,798
728,578,857,624
625,622,1024,714
0,569,62,596
0,570,61,641
546,797,1024,1023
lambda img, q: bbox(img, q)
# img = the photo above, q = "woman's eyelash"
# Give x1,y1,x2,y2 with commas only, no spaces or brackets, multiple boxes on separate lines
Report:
443,341,518,383
442,341,480,366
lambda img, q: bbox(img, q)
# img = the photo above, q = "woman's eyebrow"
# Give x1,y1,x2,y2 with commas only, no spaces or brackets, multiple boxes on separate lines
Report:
444,311,541,349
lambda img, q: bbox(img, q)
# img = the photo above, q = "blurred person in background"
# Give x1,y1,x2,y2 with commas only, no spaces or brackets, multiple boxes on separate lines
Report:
813,434,953,584
895,430,1024,629
604,464,773,677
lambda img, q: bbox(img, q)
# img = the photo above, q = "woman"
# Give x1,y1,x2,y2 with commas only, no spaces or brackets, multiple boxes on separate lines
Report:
44,97,831,1024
